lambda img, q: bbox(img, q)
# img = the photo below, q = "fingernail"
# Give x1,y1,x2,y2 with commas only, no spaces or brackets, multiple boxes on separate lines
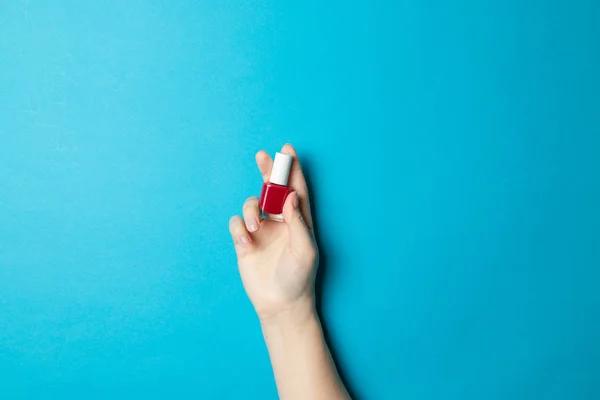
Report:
293,192,299,209
240,236,251,247
248,218,259,232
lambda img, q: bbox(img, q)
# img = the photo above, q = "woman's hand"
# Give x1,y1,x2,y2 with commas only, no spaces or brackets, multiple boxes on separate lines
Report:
229,144,350,400
229,144,318,323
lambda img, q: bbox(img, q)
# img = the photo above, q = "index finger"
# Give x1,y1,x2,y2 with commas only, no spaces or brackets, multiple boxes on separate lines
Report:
255,150,274,182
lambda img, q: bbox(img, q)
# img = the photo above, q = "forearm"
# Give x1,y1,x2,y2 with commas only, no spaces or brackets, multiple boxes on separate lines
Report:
260,303,350,400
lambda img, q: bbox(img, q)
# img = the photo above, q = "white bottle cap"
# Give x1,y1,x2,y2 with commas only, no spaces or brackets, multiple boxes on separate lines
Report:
270,152,293,186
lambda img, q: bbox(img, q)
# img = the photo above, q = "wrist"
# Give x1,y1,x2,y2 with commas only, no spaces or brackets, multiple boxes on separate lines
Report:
260,303,322,358
258,296,317,332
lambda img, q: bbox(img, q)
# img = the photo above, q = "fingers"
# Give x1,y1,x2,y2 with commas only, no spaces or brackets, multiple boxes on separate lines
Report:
280,144,313,231
229,215,252,251
255,150,274,183
230,196,261,254
282,192,313,249
242,196,261,233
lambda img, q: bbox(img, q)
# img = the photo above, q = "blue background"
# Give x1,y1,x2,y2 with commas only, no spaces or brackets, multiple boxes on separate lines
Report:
1,1,599,399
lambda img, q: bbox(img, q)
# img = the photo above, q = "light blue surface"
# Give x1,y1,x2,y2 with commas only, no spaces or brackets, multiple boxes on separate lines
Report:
1,1,599,399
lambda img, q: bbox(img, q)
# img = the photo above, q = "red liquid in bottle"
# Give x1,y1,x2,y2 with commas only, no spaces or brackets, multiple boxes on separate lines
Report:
260,182,291,217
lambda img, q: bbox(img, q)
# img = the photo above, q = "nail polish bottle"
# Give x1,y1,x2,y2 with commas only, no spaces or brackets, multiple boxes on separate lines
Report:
259,152,293,221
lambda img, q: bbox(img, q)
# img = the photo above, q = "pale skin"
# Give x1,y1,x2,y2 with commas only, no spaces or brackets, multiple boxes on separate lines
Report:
229,144,351,400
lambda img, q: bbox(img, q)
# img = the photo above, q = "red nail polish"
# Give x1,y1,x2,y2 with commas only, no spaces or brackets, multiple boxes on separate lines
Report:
259,152,293,222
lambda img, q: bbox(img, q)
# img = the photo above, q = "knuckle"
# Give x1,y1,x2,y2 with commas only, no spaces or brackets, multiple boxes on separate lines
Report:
312,252,319,266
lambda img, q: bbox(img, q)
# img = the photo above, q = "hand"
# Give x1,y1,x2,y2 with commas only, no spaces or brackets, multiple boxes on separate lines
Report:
229,144,318,323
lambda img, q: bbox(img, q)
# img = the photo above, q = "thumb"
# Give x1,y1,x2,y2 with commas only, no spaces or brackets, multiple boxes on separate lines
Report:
283,191,312,248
